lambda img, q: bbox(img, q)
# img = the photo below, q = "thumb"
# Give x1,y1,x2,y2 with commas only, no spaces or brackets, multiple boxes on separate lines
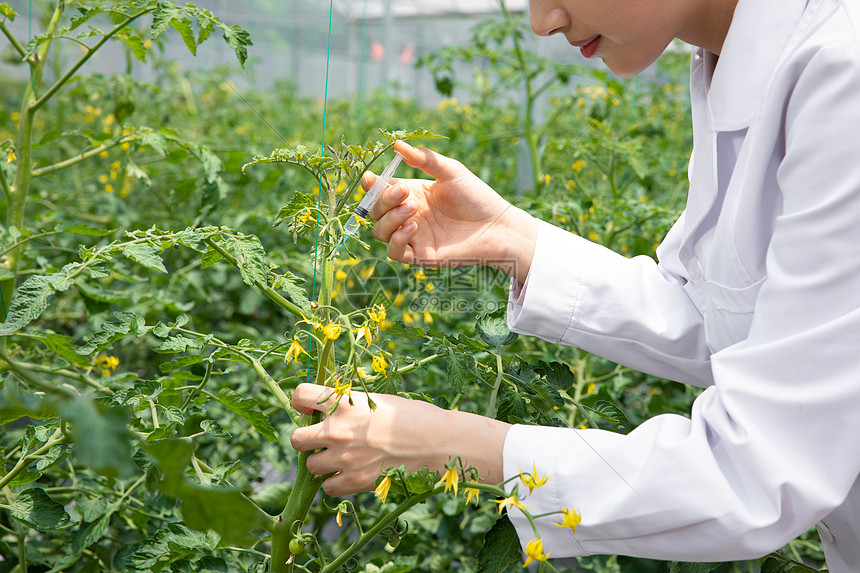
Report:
394,140,463,180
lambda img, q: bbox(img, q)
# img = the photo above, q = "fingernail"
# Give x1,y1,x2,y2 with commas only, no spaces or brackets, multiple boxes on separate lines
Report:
398,202,415,214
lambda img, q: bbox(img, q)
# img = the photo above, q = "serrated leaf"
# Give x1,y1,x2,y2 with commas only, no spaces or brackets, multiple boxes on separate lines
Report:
76,311,146,355
159,354,205,373
0,275,56,335
496,383,528,423
475,308,517,347
116,28,147,62
383,464,438,497
33,332,92,367
476,515,522,573
200,419,230,438
221,24,252,68
35,443,72,471
534,360,575,391
447,351,474,392
224,235,267,287
5,488,72,530
77,281,127,304
587,400,630,431
379,127,448,143
154,334,202,354
171,17,197,55
271,271,310,310
121,242,167,273
217,388,277,442
386,321,429,340
57,223,114,236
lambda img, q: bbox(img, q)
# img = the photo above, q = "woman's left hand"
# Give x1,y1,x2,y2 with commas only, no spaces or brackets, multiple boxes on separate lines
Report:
289,383,510,496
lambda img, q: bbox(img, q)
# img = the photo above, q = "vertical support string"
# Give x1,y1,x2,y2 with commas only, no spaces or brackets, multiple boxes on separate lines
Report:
306,0,335,382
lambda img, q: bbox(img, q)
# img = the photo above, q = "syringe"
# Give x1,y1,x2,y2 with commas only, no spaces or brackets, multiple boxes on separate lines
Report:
342,151,404,237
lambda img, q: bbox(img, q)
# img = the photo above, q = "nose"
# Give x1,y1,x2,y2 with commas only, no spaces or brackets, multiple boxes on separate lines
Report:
529,5,568,37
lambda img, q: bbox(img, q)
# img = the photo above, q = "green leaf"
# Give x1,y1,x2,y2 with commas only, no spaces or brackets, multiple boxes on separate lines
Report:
496,383,528,424
146,440,269,545
475,515,522,573
224,234,268,287
383,464,438,497
76,281,127,304
447,351,474,392
380,127,448,144
116,27,147,62
121,241,167,273
7,468,42,487
271,271,311,310
56,223,113,237
386,321,429,340
0,275,56,335
154,334,202,354
200,419,230,438
126,522,219,570
35,443,72,471
587,400,630,431
475,308,517,347
159,354,205,373
0,3,17,20
5,488,73,531
59,397,135,477
221,24,252,68
76,311,146,355
534,361,575,391
171,17,197,55
32,332,92,367
217,388,277,442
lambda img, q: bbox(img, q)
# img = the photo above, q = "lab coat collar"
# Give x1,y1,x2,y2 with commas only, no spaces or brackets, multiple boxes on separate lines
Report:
707,0,807,131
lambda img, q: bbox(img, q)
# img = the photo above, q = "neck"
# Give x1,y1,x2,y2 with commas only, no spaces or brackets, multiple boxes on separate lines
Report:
677,0,739,55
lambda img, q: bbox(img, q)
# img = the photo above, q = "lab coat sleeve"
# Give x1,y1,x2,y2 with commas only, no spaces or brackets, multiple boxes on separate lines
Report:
507,215,714,387
502,36,860,560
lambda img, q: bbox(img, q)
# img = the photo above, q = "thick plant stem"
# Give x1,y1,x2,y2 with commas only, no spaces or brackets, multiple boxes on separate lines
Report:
271,437,326,573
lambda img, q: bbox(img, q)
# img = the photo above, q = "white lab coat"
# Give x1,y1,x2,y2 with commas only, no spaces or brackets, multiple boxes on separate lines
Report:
503,0,860,570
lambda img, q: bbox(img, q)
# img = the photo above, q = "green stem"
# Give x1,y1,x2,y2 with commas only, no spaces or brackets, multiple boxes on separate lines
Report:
0,429,66,491
30,137,133,178
0,18,29,61
247,355,292,413
31,7,155,113
485,346,504,417
271,452,326,573
2,0,66,324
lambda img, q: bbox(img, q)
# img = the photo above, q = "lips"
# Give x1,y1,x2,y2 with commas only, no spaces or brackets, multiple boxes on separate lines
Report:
570,35,601,58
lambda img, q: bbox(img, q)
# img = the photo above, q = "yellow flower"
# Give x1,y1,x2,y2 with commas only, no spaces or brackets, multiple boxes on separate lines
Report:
98,150,109,158
493,494,530,515
284,338,309,363
465,487,480,506
372,354,387,377
571,159,587,172
393,293,406,306
336,269,347,281
98,174,109,184
93,355,119,376
355,367,371,379
332,378,351,399
297,209,314,225
375,476,392,503
523,538,550,567
104,184,114,193
439,468,459,497
336,509,343,527
413,269,427,281
356,215,370,228
519,463,550,495
354,324,373,346
6,150,15,163
369,304,386,325
424,282,435,293
322,322,342,343
423,311,433,323
120,142,130,151
555,506,581,533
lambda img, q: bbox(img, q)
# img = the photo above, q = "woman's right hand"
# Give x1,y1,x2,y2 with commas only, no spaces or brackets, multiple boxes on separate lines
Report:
365,141,537,283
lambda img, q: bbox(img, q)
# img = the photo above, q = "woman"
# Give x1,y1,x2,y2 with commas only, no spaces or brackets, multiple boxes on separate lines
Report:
291,0,860,569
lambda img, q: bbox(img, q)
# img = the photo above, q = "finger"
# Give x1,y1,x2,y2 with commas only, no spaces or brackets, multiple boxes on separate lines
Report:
304,449,342,476
320,469,378,497
290,424,326,452
368,181,409,221
291,383,335,415
386,221,418,264
372,201,417,243
394,140,463,180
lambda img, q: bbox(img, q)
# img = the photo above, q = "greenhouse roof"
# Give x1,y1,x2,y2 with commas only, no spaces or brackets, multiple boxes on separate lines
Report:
333,0,527,20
